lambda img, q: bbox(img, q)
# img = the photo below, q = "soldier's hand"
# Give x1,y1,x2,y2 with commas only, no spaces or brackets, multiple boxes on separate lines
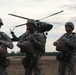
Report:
0,46,6,53
53,42,57,46
20,44,27,49
53,41,61,46
56,41,62,47
11,31,14,35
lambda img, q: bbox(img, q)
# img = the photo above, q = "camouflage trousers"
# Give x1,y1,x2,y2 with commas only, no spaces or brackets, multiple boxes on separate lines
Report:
0,58,10,75
58,60,76,75
0,66,8,75
22,55,42,75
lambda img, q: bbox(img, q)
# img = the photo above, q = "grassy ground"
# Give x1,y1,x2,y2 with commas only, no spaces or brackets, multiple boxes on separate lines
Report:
7,56,76,75
7,56,59,75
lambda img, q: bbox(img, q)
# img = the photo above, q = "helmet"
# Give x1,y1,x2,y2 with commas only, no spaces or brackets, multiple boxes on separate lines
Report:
65,22,74,30
26,19,37,28
0,18,3,26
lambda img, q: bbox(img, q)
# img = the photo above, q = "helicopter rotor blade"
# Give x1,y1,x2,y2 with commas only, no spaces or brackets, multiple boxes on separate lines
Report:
39,10,63,20
9,10,63,21
15,23,26,27
8,14,29,20
12,27,16,31
10,23,26,32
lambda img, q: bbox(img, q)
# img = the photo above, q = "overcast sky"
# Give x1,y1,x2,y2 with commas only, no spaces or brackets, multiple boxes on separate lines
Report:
0,0,76,53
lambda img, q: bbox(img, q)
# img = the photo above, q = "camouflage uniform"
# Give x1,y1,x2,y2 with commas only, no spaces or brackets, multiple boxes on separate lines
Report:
17,31,46,75
0,18,13,75
0,32,14,75
53,22,76,75
17,19,46,75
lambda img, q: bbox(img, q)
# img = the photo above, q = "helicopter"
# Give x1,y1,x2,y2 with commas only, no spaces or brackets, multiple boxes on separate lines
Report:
9,10,63,41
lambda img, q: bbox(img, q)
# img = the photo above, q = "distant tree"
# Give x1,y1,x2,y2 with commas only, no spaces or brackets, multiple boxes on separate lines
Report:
8,51,58,56
44,52,58,56
9,51,15,56
16,51,25,56
8,51,25,56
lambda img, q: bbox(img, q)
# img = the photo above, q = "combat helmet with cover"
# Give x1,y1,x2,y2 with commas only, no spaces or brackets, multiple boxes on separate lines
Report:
65,22,74,30
26,19,37,28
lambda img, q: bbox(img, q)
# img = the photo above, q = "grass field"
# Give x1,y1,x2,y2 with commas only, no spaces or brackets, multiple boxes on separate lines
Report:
7,56,76,75
7,56,59,75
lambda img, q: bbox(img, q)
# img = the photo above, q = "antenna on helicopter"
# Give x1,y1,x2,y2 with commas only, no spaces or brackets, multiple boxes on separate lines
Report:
39,10,63,20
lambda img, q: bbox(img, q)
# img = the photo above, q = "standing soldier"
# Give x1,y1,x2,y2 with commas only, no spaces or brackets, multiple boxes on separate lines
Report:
53,22,76,75
0,18,13,75
17,19,46,75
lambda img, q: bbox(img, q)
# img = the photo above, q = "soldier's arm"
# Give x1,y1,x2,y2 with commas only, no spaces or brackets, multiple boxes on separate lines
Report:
11,31,20,41
53,34,66,46
17,33,26,48
1,32,13,49
17,31,29,48
17,36,24,48
63,34,76,48
31,33,46,52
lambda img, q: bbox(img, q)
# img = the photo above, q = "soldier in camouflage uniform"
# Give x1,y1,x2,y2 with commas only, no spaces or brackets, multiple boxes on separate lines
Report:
17,19,46,75
53,22,76,75
0,18,13,75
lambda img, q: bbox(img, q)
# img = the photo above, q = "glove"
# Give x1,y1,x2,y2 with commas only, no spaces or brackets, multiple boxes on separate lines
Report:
20,45,27,53
53,41,62,47
57,42,62,47
20,45,27,49
10,31,14,35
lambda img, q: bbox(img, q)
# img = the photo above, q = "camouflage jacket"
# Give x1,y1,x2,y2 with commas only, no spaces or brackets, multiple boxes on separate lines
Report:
54,32,76,52
0,32,13,58
0,32,13,50
17,31,46,56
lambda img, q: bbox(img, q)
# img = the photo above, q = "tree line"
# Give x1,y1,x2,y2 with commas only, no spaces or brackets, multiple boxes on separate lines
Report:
8,51,58,56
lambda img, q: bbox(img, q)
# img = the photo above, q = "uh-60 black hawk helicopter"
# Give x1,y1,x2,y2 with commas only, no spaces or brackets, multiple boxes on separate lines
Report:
9,10,63,41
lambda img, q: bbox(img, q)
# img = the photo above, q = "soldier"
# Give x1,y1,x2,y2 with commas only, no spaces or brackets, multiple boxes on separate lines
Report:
53,22,76,75
17,19,46,75
0,18,13,75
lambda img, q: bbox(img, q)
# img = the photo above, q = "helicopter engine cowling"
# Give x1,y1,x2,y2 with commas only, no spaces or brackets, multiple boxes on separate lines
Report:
36,21,53,33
